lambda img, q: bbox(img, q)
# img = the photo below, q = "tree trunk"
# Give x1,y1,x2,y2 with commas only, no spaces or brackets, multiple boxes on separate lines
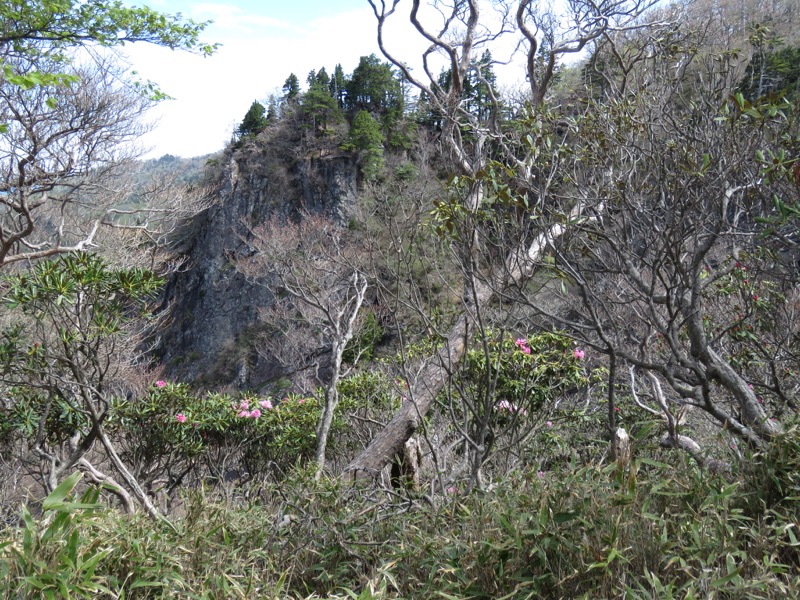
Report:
78,458,135,514
611,427,632,470
97,426,165,522
343,304,477,480
314,271,367,479
343,213,576,480
314,372,340,480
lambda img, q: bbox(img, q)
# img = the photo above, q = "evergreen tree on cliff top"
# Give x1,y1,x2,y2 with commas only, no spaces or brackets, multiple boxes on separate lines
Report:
238,100,268,138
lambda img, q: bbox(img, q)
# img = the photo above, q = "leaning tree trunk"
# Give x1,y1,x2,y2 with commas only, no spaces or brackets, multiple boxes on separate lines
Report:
343,215,578,480
343,286,489,480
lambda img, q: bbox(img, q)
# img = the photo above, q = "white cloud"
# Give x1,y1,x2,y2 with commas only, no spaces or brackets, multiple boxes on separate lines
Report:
187,4,295,33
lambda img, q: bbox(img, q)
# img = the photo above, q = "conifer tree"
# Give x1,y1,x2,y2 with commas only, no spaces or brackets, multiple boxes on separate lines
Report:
313,67,331,89
345,54,403,115
283,73,300,101
237,100,268,137
266,94,280,122
329,63,347,109
342,110,385,180
302,83,341,134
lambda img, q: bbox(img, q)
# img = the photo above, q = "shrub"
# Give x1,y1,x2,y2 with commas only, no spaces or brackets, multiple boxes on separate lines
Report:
110,382,362,486
4,458,797,599
342,310,384,364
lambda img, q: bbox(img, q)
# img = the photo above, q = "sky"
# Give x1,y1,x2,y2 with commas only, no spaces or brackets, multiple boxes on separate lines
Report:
123,0,565,160
124,0,390,159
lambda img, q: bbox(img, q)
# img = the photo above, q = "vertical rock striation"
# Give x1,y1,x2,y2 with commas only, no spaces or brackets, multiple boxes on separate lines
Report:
156,136,358,388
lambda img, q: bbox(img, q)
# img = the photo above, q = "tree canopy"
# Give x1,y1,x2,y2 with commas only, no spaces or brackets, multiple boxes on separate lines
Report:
342,110,385,180
283,73,300,101
0,1,214,265
344,54,403,115
1,0,215,91
237,100,268,138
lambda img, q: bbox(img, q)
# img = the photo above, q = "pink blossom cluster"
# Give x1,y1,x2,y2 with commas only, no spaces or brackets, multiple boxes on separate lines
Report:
573,348,585,360
496,399,528,415
235,398,273,419
281,396,308,405
514,338,532,354
155,380,167,388
175,413,187,423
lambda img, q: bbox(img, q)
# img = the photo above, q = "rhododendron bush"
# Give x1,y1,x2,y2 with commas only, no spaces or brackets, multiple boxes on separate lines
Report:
426,330,598,487
109,381,355,487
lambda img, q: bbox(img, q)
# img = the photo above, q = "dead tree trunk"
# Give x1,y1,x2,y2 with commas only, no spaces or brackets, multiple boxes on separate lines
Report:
344,216,576,480
344,287,487,480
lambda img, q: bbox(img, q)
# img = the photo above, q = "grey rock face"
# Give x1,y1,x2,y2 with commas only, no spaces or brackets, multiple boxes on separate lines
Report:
157,137,358,388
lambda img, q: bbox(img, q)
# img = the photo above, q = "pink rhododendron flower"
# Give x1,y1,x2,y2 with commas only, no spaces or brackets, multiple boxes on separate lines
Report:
155,380,167,388
546,421,553,428
496,400,528,415
537,471,545,479
573,348,585,360
237,410,249,418
238,400,250,410
447,486,456,494
250,409,261,419
259,399,273,410
297,398,306,404
175,413,187,423
514,338,533,354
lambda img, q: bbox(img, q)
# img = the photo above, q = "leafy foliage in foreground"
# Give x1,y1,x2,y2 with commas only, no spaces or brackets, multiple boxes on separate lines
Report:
2,423,799,598
101,370,401,490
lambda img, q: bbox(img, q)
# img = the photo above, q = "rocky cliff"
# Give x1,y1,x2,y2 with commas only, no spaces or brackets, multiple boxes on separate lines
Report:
156,130,359,389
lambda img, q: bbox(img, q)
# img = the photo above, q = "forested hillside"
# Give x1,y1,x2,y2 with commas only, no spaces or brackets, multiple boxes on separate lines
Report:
2,0,800,598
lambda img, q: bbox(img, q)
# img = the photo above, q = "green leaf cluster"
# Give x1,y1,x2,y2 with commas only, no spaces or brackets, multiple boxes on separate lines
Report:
459,331,590,422
0,0,215,55
2,253,162,335
0,253,163,447
237,100,269,138
342,110,385,180
0,473,116,599
108,382,368,477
